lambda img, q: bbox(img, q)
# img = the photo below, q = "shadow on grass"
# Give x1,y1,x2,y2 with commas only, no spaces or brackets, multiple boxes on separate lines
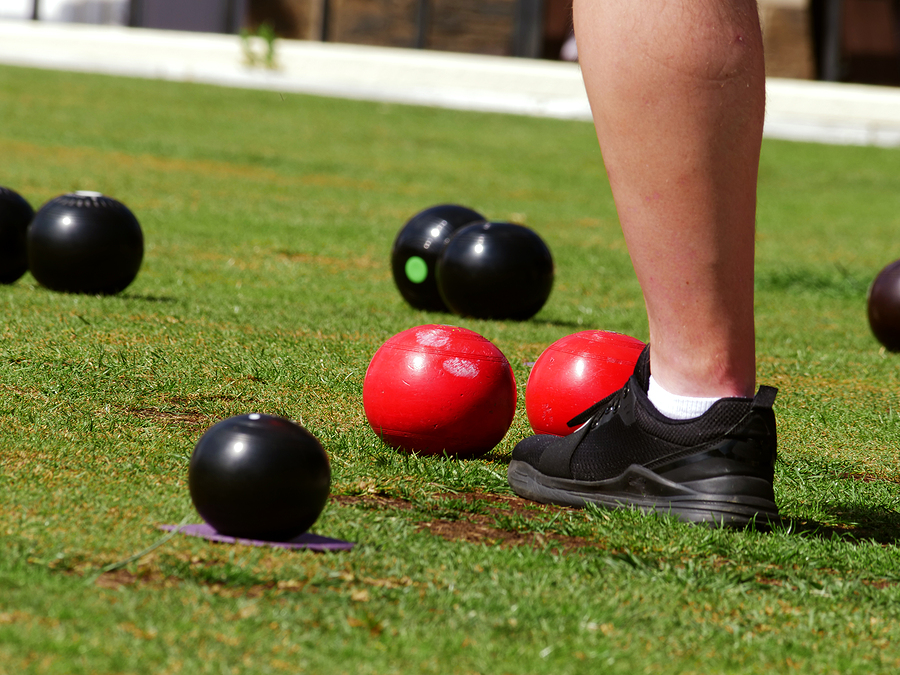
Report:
120,293,179,303
532,317,590,330
782,504,900,545
157,557,278,589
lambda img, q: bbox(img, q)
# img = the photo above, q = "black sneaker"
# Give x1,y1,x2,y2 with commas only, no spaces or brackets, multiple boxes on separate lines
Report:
508,346,779,528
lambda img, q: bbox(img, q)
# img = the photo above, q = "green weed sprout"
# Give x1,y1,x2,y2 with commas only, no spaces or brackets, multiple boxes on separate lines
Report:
240,23,278,70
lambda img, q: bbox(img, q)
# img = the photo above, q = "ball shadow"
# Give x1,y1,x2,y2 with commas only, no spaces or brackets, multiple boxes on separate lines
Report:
533,318,587,329
119,293,179,303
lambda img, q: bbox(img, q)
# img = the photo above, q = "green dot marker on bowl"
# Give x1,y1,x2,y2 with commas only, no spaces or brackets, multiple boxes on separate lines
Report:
405,256,428,284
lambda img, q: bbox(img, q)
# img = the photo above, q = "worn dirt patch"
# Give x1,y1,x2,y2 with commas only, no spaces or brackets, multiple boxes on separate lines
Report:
416,519,593,553
839,472,900,484
333,491,561,517
333,493,600,553
94,568,177,590
93,568,281,597
126,393,254,429
129,408,209,427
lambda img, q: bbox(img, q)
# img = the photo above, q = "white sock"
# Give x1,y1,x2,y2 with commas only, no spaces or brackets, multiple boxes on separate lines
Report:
647,375,720,420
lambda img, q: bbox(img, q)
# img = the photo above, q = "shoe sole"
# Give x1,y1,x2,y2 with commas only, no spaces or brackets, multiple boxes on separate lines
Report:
507,460,780,529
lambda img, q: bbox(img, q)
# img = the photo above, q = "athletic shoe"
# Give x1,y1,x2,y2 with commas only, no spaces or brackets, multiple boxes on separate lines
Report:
507,346,779,527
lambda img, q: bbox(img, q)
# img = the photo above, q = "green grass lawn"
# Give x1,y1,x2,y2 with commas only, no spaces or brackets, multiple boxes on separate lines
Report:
3,63,900,674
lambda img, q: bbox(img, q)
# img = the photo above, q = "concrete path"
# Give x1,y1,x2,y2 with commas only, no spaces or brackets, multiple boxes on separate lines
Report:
2,18,900,147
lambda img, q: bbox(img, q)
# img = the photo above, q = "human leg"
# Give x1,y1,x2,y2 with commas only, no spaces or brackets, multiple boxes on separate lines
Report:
507,0,777,525
578,0,764,400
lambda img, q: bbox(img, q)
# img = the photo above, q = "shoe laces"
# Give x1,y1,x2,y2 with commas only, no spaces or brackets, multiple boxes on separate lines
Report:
566,383,631,430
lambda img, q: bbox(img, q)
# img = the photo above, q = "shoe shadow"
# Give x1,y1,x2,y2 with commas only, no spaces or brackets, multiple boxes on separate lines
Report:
781,504,900,545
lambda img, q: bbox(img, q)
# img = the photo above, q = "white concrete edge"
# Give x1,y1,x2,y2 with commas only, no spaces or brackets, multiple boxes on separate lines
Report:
3,19,900,146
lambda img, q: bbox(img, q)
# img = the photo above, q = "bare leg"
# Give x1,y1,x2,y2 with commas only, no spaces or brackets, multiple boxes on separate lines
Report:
575,0,764,399
506,0,778,524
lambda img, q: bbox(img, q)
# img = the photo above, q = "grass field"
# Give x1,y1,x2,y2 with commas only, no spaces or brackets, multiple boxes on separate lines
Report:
3,62,900,674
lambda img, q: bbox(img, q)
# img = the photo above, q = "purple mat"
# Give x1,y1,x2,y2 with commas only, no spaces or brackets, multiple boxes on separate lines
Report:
158,523,354,551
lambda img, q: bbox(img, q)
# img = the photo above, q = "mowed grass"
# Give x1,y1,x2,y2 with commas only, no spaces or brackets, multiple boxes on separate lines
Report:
3,62,900,674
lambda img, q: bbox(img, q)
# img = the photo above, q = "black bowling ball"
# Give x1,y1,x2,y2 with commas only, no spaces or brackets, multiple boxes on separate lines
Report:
188,413,331,541
868,259,900,351
0,186,34,284
27,191,143,295
436,221,554,320
391,204,485,311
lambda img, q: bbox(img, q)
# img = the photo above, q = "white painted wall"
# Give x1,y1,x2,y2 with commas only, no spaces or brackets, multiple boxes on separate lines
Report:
0,0,32,19
0,0,127,24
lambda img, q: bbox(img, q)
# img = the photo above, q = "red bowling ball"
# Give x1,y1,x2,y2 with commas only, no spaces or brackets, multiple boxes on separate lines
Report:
526,330,645,436
363,324,517,457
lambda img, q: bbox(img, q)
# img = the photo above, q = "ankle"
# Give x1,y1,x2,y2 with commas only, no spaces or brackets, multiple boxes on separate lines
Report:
647,375,720,420
647,345,756,399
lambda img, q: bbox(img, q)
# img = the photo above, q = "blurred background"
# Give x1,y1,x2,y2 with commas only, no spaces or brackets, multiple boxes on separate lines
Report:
1,0,899,85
